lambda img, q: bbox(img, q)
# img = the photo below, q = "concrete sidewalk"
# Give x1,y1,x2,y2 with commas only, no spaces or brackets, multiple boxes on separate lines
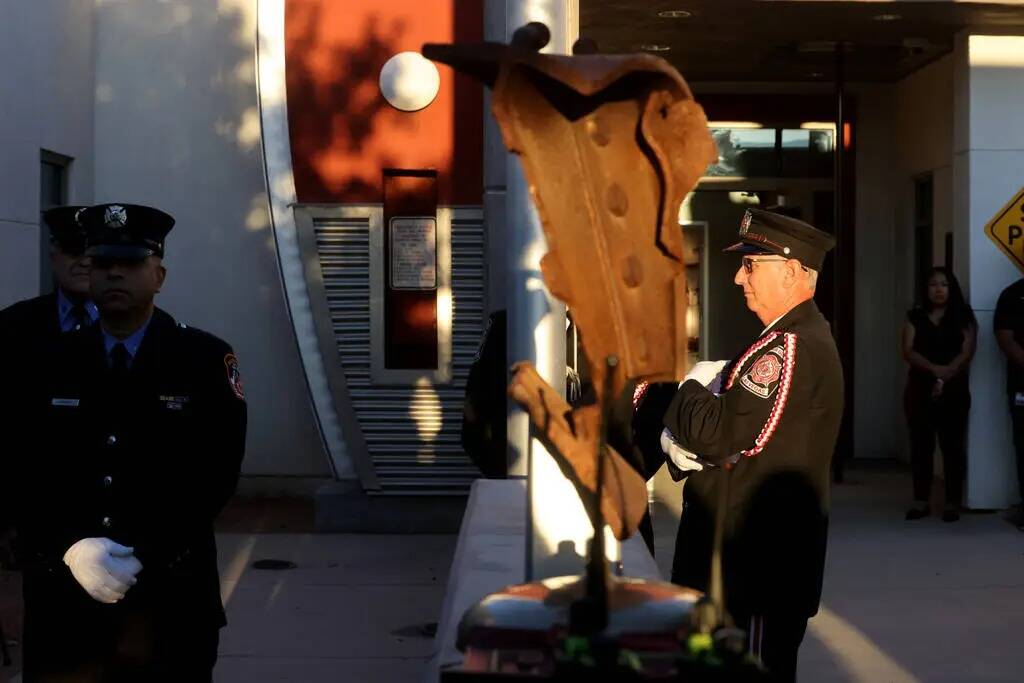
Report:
215,466,1023,682
3,466,1023,682
650,464,1024,683
1,531,457,683
215,533,455,682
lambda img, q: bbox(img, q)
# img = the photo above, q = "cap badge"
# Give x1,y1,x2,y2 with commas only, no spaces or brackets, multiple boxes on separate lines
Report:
73,207,86,225
740,210,752,234
783,247,791,255
104,205,127,229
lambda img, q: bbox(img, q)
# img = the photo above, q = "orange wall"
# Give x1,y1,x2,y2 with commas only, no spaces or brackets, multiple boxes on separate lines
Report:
286,0,483,205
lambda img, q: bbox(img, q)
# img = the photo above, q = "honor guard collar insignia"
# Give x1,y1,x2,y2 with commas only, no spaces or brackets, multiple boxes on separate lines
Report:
724,207,835,271
42,205,89,255
80,203,175,260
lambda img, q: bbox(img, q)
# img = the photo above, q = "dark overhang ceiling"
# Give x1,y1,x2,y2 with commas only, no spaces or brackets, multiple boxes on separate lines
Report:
580,1,1024,82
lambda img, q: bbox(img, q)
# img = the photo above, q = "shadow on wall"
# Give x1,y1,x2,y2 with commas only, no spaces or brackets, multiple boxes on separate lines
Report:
286,4,410,201
91,0,329,475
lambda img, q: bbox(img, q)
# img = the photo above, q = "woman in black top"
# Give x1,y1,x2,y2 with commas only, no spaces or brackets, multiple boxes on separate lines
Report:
901,267,977,522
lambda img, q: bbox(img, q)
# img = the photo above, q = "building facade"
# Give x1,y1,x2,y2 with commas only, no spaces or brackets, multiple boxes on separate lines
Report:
3,0,1023,513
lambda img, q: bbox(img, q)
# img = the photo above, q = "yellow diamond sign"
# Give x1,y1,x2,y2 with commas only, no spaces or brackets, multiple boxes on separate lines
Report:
987,186,1024,273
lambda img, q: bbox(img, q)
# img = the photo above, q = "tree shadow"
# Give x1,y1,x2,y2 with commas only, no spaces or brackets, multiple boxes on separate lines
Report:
286,4,411,201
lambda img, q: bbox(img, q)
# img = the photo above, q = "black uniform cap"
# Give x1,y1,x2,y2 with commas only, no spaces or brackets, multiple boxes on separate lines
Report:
42,206,88,255
79,203,175,260
724,208,836,271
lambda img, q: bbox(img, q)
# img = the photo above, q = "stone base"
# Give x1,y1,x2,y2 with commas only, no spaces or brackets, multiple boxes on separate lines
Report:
424,479,661,682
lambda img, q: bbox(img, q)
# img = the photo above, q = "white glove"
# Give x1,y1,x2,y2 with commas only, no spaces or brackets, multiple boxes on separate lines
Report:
681,360,729,394
63,538,143,604
661,428,706,472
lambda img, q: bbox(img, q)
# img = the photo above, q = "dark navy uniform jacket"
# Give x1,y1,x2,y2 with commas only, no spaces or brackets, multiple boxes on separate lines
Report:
0,293,62,340
12,307,246,666
1,294,66,531
663,299,843,618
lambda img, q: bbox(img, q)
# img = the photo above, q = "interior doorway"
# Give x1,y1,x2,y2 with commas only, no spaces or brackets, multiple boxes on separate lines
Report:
683,182,835,360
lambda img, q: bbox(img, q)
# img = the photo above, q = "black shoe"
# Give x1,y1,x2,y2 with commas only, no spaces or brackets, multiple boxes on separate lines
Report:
905,507,929,521
942,509,960,523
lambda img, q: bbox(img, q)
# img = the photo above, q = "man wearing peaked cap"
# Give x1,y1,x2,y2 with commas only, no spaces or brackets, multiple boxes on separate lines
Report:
658,207,843,682
0,206,99,595
13,202,247,681
0,205,99,339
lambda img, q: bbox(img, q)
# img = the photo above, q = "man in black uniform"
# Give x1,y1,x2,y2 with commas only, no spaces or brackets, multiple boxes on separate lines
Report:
461,310,508,479
660,209,843,682
14,203,247,682
0,206,98,663
0,205,98,343
994,277,1024,530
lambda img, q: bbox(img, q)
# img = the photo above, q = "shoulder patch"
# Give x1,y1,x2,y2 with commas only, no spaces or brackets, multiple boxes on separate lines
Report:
224,353,245,401
739,345,784,399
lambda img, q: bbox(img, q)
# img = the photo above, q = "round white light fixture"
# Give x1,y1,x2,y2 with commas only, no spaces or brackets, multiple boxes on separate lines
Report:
379,51,440,112
657,10,692,19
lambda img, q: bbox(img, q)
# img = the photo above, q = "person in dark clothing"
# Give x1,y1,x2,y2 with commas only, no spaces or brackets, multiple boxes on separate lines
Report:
994,277,1024,530
901,267,976,523
461,310,509,479
0,206,98,341
661,209,843,683
604,379,680,555
14,203,246,682
0,207,99,666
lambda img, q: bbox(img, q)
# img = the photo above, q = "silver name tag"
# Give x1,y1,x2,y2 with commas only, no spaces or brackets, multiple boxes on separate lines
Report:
51,398,80,407
160,395,190,410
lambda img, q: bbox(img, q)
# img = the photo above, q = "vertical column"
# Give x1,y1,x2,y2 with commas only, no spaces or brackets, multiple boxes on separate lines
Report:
489,0,606,580
953,33,1024,508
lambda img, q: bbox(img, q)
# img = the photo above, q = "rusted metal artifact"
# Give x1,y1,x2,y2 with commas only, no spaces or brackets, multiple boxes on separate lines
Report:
425,26,715,540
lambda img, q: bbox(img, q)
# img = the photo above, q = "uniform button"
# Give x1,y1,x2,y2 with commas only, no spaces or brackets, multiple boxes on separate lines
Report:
103,476,113,487
102,516,112,528
106,435,117,446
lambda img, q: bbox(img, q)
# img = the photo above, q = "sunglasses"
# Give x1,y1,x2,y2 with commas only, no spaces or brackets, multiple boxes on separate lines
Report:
741,256,787,274
741,256,809,275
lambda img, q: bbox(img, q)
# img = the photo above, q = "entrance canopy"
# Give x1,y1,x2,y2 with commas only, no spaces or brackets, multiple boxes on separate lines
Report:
582,1,1024,82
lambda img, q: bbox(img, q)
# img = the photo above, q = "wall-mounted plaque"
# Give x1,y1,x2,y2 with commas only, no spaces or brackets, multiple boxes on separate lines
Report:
390,216,437,290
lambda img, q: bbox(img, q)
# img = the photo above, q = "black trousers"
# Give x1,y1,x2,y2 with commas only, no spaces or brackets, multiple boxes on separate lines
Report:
735,611,809,683
905,384,970,505
1009,401,1024,501
23,591,221,683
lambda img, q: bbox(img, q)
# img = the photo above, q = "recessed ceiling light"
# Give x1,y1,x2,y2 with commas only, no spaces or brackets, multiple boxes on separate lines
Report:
658,10,692,19
808,72,824,78
640,44,671,52
873,13,901,22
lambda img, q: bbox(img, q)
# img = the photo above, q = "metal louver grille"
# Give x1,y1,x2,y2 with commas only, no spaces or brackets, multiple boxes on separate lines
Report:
313,210,485,496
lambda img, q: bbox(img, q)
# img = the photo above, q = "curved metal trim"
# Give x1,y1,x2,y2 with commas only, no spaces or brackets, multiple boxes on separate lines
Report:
255,0,357,482
294,205,381,490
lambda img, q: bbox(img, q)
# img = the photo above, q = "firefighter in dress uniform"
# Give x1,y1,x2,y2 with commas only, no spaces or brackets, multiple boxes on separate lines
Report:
0,205,99,342
658,209,844,683
14,203,246,682
0,206,99,668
